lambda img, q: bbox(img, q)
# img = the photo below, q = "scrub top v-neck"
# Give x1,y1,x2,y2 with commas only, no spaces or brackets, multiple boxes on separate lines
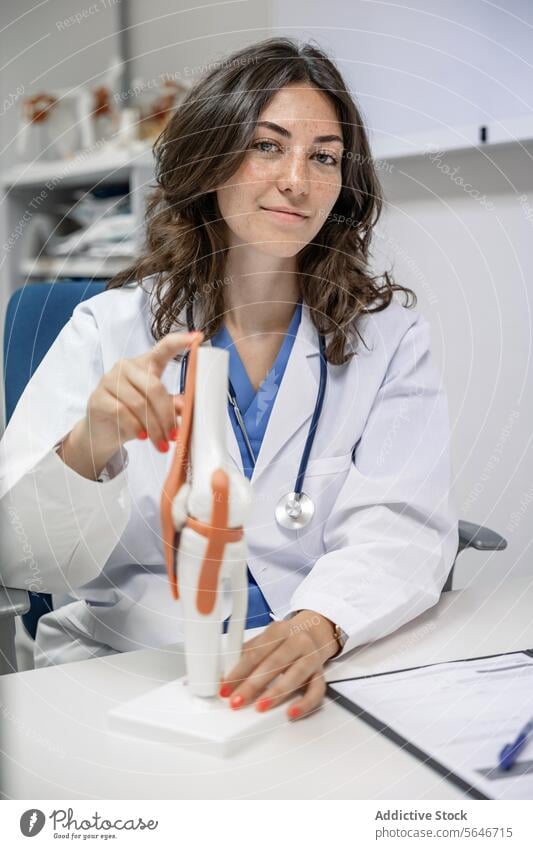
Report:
210,299,303,630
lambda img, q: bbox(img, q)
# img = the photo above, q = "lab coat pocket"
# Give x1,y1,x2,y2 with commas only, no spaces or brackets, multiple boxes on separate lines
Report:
304,451,354,477
296,452,353,558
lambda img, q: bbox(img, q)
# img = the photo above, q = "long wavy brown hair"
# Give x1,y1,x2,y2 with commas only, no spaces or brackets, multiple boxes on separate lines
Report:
106,37,415,364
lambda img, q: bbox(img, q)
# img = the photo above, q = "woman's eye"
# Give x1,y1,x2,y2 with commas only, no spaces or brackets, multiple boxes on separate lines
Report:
252,140,280,154
252,140,339,166
314,151,338,167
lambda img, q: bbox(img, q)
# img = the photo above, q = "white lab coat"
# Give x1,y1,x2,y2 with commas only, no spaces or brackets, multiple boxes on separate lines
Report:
0,277,458,667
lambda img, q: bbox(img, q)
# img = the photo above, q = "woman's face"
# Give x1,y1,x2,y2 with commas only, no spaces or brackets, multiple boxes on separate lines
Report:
216,82,344,258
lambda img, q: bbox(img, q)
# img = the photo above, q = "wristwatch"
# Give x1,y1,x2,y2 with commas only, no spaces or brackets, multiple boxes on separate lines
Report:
287,610,348,660
331,622,348,657
287,610,347,656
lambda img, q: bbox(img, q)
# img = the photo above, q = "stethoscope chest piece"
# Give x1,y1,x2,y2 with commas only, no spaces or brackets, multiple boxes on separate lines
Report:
275,491,315,530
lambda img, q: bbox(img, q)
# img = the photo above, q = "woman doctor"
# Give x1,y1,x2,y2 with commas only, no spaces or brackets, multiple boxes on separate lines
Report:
0,38,457,721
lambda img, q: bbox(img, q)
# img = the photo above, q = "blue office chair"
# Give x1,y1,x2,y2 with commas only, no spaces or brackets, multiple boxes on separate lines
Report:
3,280,105,639
2,281,507,645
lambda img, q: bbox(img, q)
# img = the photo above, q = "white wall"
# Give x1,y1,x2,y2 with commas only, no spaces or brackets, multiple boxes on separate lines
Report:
127,0,271,86
377,148,533,588
271,0,533,143
0,0,121,174
272,0,533,587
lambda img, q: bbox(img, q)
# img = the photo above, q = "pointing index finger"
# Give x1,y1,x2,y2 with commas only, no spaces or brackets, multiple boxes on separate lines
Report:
148,331,203,375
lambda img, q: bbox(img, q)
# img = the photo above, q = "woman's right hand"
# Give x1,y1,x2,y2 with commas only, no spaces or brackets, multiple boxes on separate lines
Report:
86,330,203,456
57,330,203,481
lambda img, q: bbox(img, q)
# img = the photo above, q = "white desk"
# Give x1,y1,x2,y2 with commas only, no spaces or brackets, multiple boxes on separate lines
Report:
1,578,532,800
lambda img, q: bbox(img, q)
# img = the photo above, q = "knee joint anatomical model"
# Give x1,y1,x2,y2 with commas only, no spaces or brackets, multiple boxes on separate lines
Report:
160,335,253,698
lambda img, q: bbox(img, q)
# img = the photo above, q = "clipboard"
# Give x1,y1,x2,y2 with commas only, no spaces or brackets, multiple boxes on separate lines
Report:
326,649,533,801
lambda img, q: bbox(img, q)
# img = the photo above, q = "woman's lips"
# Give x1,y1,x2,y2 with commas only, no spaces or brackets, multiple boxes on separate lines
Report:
260,207,308,224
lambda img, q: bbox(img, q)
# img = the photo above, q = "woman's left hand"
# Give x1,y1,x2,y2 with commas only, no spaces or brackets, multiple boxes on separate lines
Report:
218,610,340,721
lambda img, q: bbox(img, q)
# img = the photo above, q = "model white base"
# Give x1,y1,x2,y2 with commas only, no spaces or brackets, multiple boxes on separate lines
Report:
107,676,286,758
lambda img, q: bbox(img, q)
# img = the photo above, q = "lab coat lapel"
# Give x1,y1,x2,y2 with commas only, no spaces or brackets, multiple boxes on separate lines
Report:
250,303,319,487
171,301,320,481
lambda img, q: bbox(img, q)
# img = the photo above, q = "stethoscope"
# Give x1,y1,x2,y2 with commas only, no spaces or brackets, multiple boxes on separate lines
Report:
179,302,328,530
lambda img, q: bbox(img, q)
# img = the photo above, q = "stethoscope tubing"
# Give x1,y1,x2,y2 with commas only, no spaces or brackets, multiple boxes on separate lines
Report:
294,332,326,496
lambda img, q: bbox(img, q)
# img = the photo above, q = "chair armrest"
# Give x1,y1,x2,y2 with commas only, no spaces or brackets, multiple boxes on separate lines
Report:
458,520,508,554
0,586,30,617
0,587,30,674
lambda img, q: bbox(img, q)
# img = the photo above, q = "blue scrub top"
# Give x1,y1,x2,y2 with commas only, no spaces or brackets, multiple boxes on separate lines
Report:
211,299,303,630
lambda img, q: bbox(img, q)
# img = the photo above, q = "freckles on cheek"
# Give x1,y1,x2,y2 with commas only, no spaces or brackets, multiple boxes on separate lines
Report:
230,162,268,229
241,159,272,187
315,177,341,209
228,161,265,203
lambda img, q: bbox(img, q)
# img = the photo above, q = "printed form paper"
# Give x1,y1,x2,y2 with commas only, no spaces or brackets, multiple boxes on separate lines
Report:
330,652,533,799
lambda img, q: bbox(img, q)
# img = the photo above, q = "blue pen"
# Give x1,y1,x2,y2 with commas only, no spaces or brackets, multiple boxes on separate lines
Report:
498,718,533,771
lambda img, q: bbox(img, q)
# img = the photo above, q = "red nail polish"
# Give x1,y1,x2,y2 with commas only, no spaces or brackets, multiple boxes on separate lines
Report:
288,705,301,719
138,430,148,440
158,440,169,452
230,694,245,709
255,697,272,712
219,683,232,698
168,426,178,441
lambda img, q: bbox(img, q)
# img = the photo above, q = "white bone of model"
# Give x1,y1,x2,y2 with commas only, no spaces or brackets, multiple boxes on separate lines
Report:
169,346,253,698
109,344,282,755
